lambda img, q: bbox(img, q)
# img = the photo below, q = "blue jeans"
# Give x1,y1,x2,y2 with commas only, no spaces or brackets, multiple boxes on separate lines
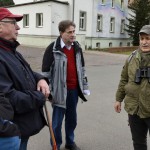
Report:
0,136,20,150
19,137,29,150
52,89,78,149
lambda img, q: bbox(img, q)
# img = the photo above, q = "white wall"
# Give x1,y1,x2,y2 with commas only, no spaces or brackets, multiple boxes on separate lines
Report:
10,0,131,48
92,0,129,38
8,1,69,47
73,0,93,36
51,2,69,36
9,2,68,36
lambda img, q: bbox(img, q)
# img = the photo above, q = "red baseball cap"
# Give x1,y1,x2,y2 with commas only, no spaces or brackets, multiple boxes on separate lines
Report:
0,8,23,22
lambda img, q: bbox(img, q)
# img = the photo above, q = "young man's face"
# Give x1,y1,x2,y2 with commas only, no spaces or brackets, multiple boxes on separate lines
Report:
139,33,150,52
60,25,75,46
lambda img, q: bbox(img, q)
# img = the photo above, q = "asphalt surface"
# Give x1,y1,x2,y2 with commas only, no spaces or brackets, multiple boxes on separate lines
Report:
17,46,150,150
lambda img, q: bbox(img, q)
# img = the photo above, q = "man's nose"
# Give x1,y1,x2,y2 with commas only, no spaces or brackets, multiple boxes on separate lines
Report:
15,24,20,30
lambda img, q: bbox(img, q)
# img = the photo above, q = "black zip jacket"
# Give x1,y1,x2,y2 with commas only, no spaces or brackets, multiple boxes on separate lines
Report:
0,93,20,137
0,38,47,138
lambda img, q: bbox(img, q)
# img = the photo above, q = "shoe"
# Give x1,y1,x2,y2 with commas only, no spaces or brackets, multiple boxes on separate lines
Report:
65,143,81,150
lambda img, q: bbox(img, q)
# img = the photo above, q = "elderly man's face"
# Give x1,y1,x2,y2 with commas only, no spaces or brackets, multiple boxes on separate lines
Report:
0,18,20,41
139,33,150,52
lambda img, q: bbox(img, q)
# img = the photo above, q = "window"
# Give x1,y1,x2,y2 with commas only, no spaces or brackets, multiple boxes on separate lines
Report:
102,0,105,4
109,42,112,47
119,42,122,47
79,11,86,30
110,17,115,33
120,19,125,33
127,42,130,46
36,13,43,27
97,14,102,32
121,0,124,9
23,14,29,28
112,0,114,7
96,42,100,48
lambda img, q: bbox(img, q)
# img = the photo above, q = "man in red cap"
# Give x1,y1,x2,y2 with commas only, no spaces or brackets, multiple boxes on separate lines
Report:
0,8,50,150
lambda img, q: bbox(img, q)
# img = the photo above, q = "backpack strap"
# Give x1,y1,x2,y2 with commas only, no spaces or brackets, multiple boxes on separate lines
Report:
128,49,138,63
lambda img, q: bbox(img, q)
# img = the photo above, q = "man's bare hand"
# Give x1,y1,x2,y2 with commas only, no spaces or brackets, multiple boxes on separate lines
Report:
37,79,50,98
114,101,121,113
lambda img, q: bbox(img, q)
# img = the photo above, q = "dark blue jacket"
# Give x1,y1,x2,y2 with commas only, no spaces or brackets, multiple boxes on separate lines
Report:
0,38,47,138
0,93,20,137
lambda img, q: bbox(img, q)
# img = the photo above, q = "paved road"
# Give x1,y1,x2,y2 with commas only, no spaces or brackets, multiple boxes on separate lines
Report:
17,46,149,150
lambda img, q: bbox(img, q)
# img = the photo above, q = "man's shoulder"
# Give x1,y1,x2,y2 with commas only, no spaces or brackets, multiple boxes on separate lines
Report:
74,41,81,47
127,49,138,63
74,41,82,51
47,41,55,48
46,41,55,51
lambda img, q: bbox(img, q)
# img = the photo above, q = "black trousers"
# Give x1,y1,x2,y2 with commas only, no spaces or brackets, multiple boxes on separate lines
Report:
128,114,150,150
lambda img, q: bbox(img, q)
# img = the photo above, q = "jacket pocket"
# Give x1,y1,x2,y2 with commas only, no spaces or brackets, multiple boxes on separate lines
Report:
124,83,139,98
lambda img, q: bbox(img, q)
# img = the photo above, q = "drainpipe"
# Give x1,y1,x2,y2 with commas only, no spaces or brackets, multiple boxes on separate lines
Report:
72,0,75,21
91,0,94,49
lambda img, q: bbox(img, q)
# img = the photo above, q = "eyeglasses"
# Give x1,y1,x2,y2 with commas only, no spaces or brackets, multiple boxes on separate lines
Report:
0,20,17,25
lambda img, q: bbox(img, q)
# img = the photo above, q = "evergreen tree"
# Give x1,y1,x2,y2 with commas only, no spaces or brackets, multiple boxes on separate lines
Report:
126,0,150,46
0,0,14,6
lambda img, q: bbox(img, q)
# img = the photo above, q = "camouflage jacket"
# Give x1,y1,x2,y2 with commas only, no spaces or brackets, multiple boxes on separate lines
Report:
116,48,150,118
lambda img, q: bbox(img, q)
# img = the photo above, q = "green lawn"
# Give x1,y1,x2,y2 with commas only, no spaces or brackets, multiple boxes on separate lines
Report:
113,51,132,55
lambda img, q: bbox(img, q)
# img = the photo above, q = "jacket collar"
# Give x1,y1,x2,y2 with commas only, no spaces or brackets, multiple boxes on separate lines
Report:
60,38,74,50
54,36,81,52
0,37,20,51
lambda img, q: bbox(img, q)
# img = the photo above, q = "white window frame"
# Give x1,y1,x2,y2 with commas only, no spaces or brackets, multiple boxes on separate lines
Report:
79,11,86,31
121,0,124,9
119,42,122,47
112,0,114,8
120,19,125,33
23,14,29,28
110,17,115,33
109,42,112,47
102,0,105,4
36,13,43,28
96,42,100,48
127,42,130,46
97,14,103,32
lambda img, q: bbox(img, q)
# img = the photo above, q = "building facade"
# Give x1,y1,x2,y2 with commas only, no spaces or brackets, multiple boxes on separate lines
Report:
8,0,131,49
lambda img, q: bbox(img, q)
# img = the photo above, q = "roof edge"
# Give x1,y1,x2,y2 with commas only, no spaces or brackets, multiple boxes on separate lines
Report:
6,0,69,8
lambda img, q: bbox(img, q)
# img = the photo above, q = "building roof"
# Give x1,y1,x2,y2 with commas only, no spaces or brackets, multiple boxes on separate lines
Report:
7,0,69,8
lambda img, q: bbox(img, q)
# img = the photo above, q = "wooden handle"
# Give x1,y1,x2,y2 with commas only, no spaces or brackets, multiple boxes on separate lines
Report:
44,101,57,150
